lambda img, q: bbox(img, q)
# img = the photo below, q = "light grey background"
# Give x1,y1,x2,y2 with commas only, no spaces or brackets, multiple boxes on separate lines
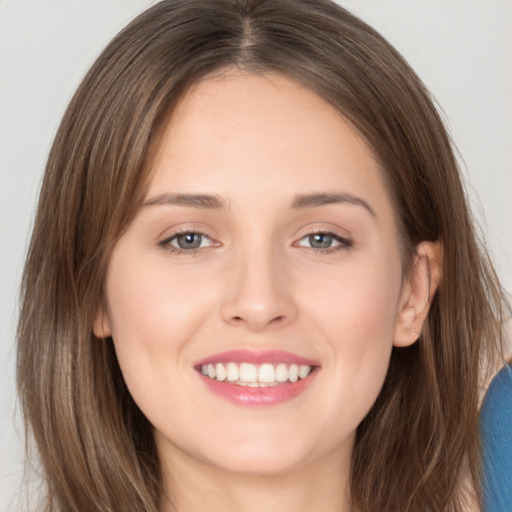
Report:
1,1,510,509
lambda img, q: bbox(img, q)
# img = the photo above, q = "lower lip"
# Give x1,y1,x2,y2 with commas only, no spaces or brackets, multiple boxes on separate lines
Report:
198,370,318,406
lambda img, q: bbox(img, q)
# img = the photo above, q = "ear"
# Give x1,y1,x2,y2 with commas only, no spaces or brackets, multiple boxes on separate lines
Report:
93,303,112,339
393,241,443,347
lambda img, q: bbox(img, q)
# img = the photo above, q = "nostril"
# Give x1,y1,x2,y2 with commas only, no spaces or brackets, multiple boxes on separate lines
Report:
231,314,284,325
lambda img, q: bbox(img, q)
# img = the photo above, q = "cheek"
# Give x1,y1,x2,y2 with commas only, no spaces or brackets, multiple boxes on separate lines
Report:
307,253,401,341
105,248,212,340
103,251,216,399
304,255,402,414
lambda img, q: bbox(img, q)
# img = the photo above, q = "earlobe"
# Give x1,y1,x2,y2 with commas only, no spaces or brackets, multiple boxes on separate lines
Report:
93,306,112,339
393,241,443,347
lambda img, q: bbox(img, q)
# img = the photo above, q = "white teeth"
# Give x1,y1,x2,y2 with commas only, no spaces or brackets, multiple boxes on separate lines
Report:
299,364,311,379
200,362,314,386
226,362,239,382
239,363,258,383
288,364,299,383
275,363,288,382
215,363,226,382
258,363,275,383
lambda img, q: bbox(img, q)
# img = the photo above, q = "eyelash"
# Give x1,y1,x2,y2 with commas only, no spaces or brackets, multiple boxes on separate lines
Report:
158,229,353,256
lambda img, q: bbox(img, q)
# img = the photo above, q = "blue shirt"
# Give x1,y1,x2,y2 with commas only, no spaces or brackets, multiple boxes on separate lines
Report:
480,364,512,511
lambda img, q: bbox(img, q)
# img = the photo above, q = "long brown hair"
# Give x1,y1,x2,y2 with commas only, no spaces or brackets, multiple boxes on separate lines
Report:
17,1,506,510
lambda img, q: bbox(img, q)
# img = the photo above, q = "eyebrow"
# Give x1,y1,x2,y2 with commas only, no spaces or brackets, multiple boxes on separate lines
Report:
291,192,376,217
143,191,375,217
143,193,227,210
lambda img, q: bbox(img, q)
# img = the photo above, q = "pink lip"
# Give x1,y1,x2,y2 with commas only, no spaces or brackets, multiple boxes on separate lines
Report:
199,372,318,406
193,349,320,367
194,349,320,406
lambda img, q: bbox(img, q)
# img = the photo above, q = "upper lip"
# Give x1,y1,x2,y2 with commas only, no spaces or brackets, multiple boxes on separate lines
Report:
193,349,320,368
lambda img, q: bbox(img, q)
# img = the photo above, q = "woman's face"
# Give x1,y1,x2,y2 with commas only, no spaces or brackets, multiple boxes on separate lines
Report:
96,72,420,478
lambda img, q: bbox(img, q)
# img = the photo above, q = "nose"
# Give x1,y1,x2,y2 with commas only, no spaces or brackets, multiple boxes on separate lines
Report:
220,249,298,332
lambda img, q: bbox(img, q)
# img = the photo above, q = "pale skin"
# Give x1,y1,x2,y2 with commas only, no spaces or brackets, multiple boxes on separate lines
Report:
95,71,441,512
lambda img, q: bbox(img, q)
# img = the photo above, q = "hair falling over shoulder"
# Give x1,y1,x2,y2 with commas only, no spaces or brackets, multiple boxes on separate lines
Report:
16,1,508,511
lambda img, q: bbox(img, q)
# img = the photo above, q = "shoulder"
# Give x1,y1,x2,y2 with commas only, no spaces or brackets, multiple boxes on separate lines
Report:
480,364,512,512
481,364,512,428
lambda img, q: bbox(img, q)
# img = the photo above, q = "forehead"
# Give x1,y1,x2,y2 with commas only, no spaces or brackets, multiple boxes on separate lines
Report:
147,71,395,222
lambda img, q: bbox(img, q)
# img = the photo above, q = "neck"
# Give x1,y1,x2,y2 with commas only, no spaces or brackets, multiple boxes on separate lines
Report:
159,444,353,512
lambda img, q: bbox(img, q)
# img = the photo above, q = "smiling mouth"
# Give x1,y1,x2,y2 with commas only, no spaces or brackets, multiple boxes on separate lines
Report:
198,362,314,387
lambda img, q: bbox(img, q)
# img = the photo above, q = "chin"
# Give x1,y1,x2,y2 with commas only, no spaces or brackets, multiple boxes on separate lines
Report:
202,447,313,477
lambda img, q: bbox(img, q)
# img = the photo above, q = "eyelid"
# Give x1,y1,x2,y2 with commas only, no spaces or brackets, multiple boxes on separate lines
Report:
160,228,211,243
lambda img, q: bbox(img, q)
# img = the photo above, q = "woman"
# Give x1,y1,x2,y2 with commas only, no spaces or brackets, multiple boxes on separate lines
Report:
16,1,507,511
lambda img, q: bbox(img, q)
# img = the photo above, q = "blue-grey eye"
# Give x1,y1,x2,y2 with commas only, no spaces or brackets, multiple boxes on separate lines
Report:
297,232,352,250
307,233,334,249
172,233,206,249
